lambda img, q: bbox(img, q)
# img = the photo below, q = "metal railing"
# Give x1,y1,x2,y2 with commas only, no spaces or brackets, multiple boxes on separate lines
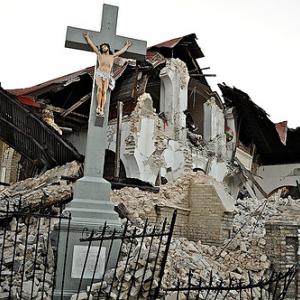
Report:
72,211,177,299
164,266,297,299
0,197,296,300
0,199,177,299
0,200,68,299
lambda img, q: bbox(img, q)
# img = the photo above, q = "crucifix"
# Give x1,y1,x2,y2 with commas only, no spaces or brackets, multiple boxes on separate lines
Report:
54,4,147,298
66,3,147,178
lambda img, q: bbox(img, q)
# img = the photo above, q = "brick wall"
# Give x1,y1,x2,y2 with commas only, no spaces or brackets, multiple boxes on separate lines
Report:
149,182,235,246
188,183,234,244
156,205,190,237
265,215,300,299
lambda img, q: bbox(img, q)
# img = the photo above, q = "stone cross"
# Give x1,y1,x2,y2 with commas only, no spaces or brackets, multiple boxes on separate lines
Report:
54,5,147,298
65,3,147,178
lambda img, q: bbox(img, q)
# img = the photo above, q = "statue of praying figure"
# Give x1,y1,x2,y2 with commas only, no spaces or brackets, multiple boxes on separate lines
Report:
83,32,132,116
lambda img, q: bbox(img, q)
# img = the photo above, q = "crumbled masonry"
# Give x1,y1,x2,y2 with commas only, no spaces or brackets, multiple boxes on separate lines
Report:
0,160,82,218
0,163,299,299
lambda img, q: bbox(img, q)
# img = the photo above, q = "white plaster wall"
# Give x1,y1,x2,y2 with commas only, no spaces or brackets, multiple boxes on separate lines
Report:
138,118,155,157
108,115,160,184
162,141,185,181
224,107,237,161
256,163,300,196
191,149,208,171
64,56,231,188
0,167,6,182
203,98,225,142
209,159,228,182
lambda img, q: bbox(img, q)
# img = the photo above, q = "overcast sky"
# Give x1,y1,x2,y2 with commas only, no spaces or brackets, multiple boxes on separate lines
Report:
1,0,300,128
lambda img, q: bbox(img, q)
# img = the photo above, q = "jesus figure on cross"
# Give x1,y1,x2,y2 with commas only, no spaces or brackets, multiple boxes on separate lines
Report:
83,32,132,116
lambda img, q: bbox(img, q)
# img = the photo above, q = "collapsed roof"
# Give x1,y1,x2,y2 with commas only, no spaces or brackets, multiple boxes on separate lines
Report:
7,33,211,130
0,34,212,175
219,84,300,165
0,87,83,171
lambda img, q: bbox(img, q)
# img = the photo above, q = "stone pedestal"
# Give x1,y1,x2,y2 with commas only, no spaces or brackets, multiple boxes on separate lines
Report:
53,177,121,299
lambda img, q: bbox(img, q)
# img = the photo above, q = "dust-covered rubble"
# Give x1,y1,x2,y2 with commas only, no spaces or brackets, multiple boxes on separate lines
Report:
111,171,213,221
75,172,294,299
0,161,82,218
0,165,296,299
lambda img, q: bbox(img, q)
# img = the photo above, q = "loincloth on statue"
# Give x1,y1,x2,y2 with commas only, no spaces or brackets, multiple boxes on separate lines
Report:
95,69,115,90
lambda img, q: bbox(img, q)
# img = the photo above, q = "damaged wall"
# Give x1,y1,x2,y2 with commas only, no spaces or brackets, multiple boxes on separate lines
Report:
112,171,235,246
187,181,235,244
265,203,300,299
4,37,230,189
256,163,300,198
105,57,229,186
0,141,21,186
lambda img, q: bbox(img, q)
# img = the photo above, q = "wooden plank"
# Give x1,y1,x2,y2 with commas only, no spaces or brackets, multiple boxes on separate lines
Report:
61,93,91,117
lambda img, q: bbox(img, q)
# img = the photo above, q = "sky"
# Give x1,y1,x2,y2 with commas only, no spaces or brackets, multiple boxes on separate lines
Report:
1,0,300,128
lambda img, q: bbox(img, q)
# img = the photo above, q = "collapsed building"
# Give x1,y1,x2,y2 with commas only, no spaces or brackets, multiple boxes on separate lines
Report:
1,33,300,298
1,32,300,231
220,84,300,199
0,33,228,188
1,32,300,236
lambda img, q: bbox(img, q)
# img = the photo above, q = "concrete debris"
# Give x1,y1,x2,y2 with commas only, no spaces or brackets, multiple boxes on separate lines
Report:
111,170,213,221
72,180,292,299
0,160,82,218
0,162,295,299
0,216,55,299
42,107,63,135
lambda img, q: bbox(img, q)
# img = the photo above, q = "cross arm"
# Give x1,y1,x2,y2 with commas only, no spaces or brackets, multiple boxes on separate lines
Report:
66,26,147,61
111,35,147,61
65,26,104,52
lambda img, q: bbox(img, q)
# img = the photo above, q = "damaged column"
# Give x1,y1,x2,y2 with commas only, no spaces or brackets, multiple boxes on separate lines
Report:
159,58,190,180
159,58,189,141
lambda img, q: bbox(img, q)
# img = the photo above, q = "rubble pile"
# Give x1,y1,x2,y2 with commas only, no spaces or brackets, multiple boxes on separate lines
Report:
0,216,55,300
0,163,293,299
108,181,292,298
0,161,82,217
76,228,164,300
0,161,81,299
111,171,213,220
72,192,291,299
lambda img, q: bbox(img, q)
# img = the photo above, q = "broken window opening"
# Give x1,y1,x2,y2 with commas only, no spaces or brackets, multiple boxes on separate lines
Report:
187,78,210,137
145,77,161,114
104,149,126,181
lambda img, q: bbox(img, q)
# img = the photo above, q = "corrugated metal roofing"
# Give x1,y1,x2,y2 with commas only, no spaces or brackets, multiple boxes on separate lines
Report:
8,62,129,107
8,33,206,107
146,51,166,68
152,36,184,49
219,84,300,164
149,33,204,59
9,67,94,97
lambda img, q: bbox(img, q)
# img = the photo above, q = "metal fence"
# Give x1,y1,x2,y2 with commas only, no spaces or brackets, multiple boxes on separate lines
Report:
67,211,177,300
0,200,297,300
0,200,67,299
164,265,297,300
0,200,177,299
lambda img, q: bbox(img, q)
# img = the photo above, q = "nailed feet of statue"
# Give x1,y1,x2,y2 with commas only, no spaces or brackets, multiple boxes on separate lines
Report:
96,106,104,117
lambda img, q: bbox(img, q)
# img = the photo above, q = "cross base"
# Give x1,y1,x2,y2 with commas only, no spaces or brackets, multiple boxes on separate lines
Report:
66,176,120,224
54,176,121,299
53,222,121,300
